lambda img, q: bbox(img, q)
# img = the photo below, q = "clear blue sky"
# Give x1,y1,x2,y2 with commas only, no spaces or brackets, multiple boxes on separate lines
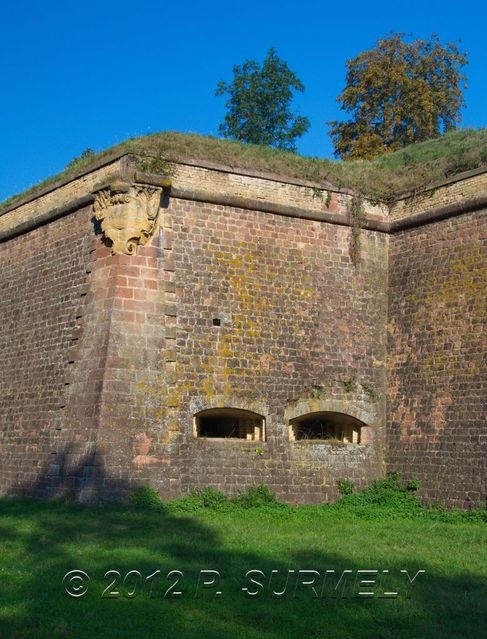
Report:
1,0,486,202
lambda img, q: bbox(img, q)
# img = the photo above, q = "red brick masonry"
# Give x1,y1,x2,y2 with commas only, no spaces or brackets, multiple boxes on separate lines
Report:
0,165,485,508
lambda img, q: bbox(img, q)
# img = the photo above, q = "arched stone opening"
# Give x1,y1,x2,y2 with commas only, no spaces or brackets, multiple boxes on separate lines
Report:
289,411,367,443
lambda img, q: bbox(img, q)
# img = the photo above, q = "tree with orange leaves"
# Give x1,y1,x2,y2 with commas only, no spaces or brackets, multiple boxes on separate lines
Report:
329,33,468,160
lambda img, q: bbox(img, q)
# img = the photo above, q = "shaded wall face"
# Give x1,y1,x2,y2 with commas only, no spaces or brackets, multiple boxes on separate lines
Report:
129,199,389,503
388,210,486,509
0,208,94,496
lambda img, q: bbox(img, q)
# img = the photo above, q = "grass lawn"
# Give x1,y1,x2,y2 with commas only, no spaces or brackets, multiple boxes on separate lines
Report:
0,491,485,639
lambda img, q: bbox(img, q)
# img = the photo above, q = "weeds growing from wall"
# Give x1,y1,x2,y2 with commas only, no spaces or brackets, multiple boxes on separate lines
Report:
348,193,365,266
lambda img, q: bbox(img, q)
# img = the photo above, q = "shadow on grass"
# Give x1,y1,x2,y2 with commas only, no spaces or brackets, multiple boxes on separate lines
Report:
0,451,485,639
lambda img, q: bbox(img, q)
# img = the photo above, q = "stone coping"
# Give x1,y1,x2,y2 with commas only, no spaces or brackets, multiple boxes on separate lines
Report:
3,147,486,217
0,154,486,243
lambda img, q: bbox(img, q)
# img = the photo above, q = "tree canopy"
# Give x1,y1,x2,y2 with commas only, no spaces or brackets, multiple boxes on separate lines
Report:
329,33,468,160
215,48,310,152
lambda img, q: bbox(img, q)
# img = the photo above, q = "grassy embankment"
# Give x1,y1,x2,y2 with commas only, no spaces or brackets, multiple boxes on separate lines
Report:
2,128,487,213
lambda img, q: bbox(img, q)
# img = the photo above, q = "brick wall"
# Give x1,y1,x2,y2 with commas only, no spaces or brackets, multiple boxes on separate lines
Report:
0,205,168,501
387,209,486,508
1,158,484,508
124,198,389,503
0,157,126,236
0,207,95,496
0,161,389,504
390,170,487,220
170,162,387,220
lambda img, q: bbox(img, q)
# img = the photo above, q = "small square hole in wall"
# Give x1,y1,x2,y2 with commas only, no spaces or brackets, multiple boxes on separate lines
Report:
212,318,221,326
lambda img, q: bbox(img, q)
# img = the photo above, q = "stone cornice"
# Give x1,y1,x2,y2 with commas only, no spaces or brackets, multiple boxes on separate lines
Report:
169,186,390,232
388,194,487,232
392,165,487,202
0,194,95,242
0,152,134,217
3,148,486,220
0,169,486,244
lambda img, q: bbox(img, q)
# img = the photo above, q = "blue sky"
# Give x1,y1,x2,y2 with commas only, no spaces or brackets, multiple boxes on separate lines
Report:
1,0,486,202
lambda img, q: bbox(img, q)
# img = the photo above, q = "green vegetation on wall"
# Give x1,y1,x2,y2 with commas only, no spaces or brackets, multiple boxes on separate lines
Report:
2,128,486,213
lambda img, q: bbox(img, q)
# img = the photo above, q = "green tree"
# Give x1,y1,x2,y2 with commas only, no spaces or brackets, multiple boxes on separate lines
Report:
329,33,468,160
215,48,310,152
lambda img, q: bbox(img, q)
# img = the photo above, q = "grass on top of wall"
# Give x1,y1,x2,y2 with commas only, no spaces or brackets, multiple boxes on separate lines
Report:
2,128,487,212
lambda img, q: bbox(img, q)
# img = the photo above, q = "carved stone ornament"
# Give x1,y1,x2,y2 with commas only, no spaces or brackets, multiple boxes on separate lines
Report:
92,182,162,255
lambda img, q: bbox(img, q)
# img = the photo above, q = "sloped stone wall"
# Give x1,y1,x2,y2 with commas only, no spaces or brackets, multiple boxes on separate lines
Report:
388,209,486,508
0,206,95,496
1,157,484,507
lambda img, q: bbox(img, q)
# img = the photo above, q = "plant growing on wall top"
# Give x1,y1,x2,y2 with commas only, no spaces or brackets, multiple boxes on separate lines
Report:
215,48,310,152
